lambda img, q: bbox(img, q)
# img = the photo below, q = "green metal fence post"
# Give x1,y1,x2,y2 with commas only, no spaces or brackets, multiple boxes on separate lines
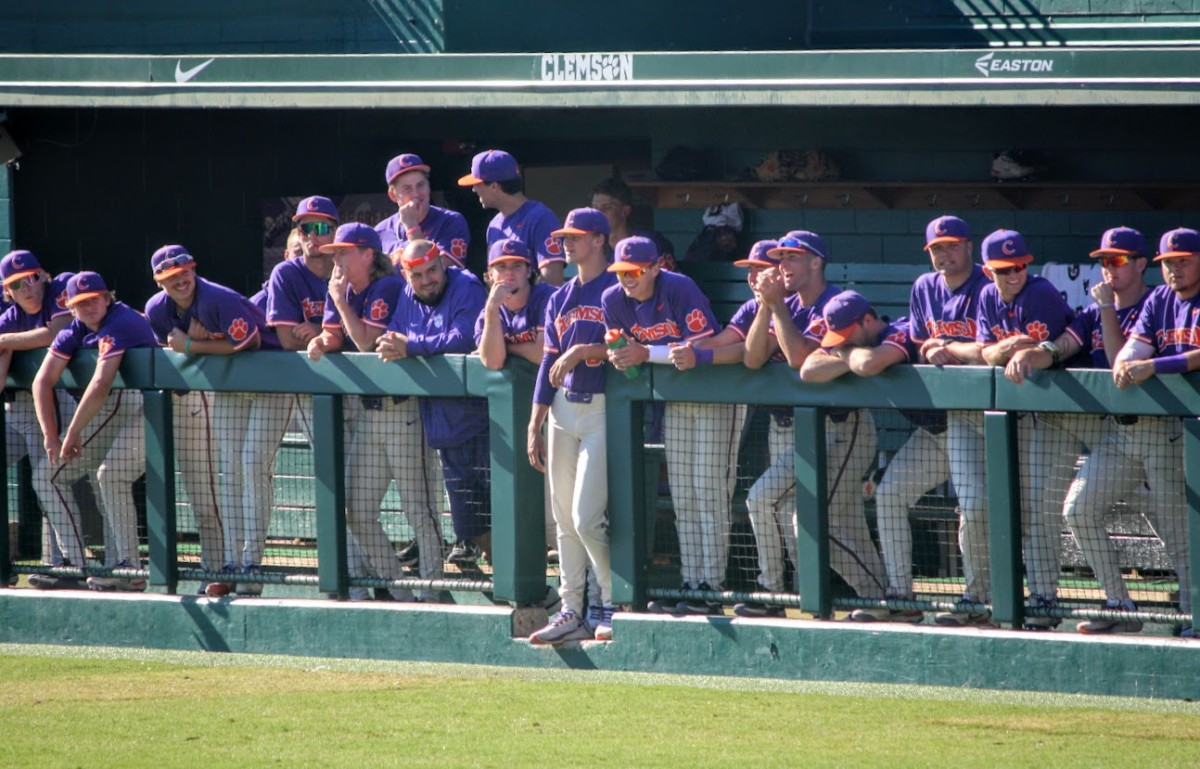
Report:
143,390,177,592
313,393,347,598
1185,417,1200,634
794,406,830,618
984,410,1022,628
607,370,648,609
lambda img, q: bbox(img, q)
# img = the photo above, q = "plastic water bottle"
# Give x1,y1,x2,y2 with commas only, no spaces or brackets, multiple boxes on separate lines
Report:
604,329,642,380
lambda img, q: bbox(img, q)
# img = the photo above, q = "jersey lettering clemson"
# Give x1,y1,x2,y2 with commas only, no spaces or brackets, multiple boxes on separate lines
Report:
630,321,681,343
925,318,977,339
1157,326,1200,348
301,297,325,322
552,305,604,338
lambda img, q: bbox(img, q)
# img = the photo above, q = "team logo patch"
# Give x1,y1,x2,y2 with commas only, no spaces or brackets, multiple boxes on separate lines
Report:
77,274,92,291
98,335,115,357
886,330,908,345
228,317,249,342
935,220,949,236
369,298,389,321
1170,233,1181,251
301,298,324,321
1026,320,1049,341
11,253,24,269
451,238,467,259
685,309,707,334
1001,239,1017,256
56,290,68,310
431,313,444,330
545,237,563,257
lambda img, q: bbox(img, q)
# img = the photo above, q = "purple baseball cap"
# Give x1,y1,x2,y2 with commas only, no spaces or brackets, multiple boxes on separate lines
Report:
924,216,972,250
488,238,532,266
0,250,43,287
1155,227,1200,262
457,149,521,186
65,271,108,307
385,153,431,185
551,207,611,237
981,229,1033,269
291,196,339,222
151,245,197,282
318,222,383,254
820,290,873,348
734,239,781,268
607,236,660,273
1090,226,1147,258
768,230,828,261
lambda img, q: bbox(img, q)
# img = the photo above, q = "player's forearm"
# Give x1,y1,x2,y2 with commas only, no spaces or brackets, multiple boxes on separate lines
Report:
274,326,308,352
846,347,904,377
508,341,543,366
477,321,508,370
980,343,1011,367
944,341,985,365
799,351,849,383
1098,309,1125,367
528,402,550,435
0,327,55,351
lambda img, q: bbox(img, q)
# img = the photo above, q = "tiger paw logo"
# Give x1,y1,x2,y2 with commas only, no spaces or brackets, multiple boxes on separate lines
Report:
55,289,68,310
544,237,563,257
685,309,707,334
450,238,467,259
1026,320,1049,341
98,335,115,357
369,298,389,322
227,318,249,342
886,330,908,346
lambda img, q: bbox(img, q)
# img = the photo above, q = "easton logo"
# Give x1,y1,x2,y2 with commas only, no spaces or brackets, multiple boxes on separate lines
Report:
974,52,1054,77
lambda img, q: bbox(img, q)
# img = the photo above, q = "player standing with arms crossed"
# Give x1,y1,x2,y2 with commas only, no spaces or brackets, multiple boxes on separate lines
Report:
33,271,157,591
459,149,565,286
1109,226,1200,637
525,210,616,643
376,153,470,270
603,236,736,615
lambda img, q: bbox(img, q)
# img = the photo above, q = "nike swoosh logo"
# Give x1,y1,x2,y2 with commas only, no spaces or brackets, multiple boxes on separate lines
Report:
190,409,203,417
175,58,215,84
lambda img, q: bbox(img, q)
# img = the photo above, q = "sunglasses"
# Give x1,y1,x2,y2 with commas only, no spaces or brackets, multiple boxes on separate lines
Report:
620,267,651,279
9,275,40,291
298,221,332,236
153,254,195,276
991,263,1027,276
1100,255,1133,269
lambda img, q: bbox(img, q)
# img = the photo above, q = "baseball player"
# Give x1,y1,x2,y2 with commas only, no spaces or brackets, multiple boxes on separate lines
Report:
149,246,284,596
1109,226,1200,637
32,271,157,591
376,153,470,270
741,231,886,615
975,228,1077,629
590,178,676,268
458,149,565,286
603,236,737,615
799,291,923,622
377,240,491,567
525,209,616,644
143,246,228,596
0,251,80,587
1004,227,1154,632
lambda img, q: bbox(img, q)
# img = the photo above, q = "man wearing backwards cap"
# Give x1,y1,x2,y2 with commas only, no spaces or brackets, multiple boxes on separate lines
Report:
1109,226,1200,637
603,235,736,615
797,291,925,622
144,244,285,596
526,208,618,644
0,250,80,586
376,153,470,270
308,223,438,601
742,230,887,617
378,239,492,569
33,271,157,591
969,228,1076,629
459,149,565,287
1004,227,1155,633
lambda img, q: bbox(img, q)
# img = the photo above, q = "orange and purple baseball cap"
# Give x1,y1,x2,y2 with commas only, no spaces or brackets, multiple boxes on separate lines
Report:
552,207,610,238
488,238,532,266
458,150,520,186
733,239,780,268
1089,226,1147,259
386,153,431,185
767,230,828,261
981,229,1034,270
151,245,197,282
607,236,660,273
319,223,383,254
65,271,108,307
1,250,43,287
820,290,873,348
924,215,971,250
1154,227,1200,261
291,196,339,222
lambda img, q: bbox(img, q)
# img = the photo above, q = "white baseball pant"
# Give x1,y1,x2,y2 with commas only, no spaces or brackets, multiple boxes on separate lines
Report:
746,415,797,593
171,391,224,573
820,410,886,599
875,425,950,598
8,389,77,564
945,410,990,602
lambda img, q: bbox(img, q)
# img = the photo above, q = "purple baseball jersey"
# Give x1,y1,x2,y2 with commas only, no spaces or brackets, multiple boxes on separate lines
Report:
248,280,268,313
601,270,721,347
727,297,787,363
1130,284,1200,354
908,266,989,344
0,272,73,334
387,268,488,448
267,257,329,329
1065,293,1148,368
876,319,919,362
774,284,841,342
320,273,407,353
473,281,555,348
534,272,618,405
51,301,156,361
377,205,470,269
487,199,564,269
977,275,1074,345
145,276,280,351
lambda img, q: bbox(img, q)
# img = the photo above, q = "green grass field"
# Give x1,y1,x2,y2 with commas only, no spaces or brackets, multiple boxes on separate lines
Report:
1,643,1197,769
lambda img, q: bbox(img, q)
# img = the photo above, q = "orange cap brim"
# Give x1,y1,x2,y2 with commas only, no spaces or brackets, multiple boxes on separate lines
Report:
923,236,967,250
985,254,1034,270
153,264,196,283
1153,251,1200,262
457,174,484,186
2,269,39,287
821,324,858,348
65,291,106,308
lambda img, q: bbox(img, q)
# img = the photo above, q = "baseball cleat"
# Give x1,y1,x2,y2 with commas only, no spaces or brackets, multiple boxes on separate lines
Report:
934,600,994,628
733,601,786,618
397,541,420,569
85,560,147,592
849,606,924,624
529,609,593,645
1022,594,1062,631
1077,598,1143,635
28,573,87,590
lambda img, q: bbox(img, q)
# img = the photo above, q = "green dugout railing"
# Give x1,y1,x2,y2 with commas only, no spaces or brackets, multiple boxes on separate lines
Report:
1,349,1197,632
